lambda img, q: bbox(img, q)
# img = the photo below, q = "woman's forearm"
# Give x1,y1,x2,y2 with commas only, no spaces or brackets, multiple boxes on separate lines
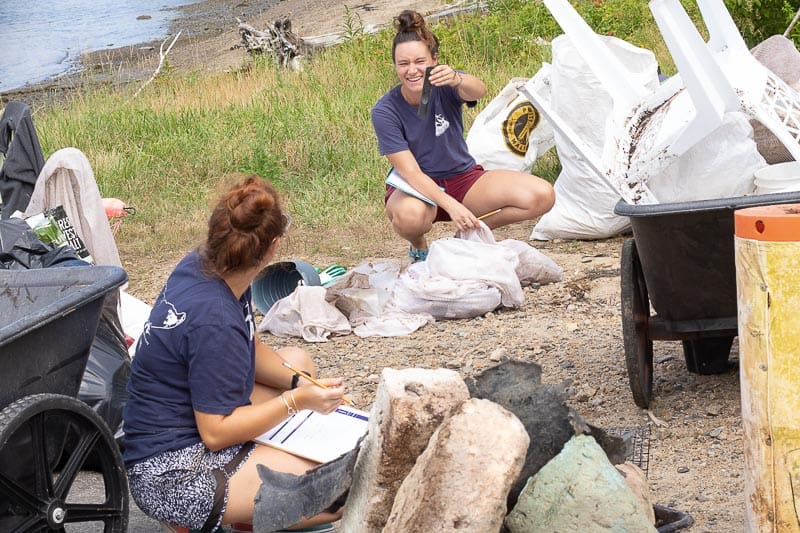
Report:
195,392,298,451
454,72,486,102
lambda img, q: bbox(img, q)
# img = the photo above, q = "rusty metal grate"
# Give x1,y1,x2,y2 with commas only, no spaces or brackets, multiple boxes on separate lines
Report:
608,424,651,477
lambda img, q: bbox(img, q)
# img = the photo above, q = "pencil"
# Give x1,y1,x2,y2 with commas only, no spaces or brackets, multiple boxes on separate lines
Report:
477,208,501,221
282,361,352,405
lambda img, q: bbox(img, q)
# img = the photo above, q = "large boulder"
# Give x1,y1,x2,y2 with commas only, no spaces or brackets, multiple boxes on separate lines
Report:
384,398,529,532
339,367,469,532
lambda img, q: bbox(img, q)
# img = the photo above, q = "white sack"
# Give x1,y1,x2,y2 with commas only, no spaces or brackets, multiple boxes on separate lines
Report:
466,72,555,172
258,285,351,342
390,262,504,319
325,261,401,325
326,261,435,337
647,110,761,201
531,35,660,240
497,239,563,285
428,225,523,307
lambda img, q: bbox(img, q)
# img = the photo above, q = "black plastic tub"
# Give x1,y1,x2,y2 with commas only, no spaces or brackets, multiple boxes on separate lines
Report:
0,266,128,411
614,191,800,407
0,265,130,531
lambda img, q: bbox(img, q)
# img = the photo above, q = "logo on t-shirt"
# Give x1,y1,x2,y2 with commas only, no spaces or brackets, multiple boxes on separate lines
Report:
140,289,187,346
244,300,254,341
435,114,450,137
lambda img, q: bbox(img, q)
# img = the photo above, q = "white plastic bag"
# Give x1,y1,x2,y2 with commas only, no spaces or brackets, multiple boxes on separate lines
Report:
390,265,503,319
325,261,401,325
497,239,563,286
427,229,523,307
530,35,660,240
647,111,761,201
466,74,555,172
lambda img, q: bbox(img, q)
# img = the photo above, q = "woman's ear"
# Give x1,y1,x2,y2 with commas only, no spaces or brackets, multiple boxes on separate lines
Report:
432,53,439,64
261,238,280,265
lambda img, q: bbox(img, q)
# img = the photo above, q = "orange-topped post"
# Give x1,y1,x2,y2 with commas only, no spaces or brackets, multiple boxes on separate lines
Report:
735,204,800,532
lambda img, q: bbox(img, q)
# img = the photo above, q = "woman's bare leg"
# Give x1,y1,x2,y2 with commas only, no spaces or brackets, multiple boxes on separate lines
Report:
222,445,342,527
462,170,554,229
385,190,437,250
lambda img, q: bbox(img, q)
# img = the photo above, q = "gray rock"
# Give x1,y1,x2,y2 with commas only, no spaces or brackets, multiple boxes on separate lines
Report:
465,360,628,509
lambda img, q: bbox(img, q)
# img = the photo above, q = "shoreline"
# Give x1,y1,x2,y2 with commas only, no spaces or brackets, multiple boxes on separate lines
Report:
0,0,276,110
0,0,470,111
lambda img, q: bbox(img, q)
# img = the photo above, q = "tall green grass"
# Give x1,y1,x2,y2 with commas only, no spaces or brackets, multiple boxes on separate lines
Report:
26,0,744,258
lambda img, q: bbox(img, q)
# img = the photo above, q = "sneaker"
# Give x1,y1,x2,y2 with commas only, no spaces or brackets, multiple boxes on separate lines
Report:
408,246,429,262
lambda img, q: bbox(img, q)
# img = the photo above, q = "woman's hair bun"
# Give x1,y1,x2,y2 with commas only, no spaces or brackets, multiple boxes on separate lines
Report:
201,174,284,276
228,186,274,232
394,9,425,34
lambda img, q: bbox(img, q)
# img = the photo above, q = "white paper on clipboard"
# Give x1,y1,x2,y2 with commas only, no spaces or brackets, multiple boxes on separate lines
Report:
255,405,369,463
385,169,444,206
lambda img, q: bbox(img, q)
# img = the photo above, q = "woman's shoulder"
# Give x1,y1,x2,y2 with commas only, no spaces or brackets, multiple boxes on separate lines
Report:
373,85,403,111
162,255,240,319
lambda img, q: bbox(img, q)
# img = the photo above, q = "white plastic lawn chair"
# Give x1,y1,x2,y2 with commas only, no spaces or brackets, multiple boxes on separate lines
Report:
519,0,667,204
650,0,800,162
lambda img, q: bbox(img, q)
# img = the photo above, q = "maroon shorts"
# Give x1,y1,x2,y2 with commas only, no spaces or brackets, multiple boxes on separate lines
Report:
384,165,487,222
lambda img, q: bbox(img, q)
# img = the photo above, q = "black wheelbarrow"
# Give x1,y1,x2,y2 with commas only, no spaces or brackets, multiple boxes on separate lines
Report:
614,191,800,408
0,265,129,532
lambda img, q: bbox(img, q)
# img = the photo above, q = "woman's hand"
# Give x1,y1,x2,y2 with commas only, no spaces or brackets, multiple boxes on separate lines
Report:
293,378,346,415
444,200,480,231
429,64,462,88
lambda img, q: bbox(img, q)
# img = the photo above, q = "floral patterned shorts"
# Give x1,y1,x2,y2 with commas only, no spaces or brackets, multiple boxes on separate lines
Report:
127,441,255,530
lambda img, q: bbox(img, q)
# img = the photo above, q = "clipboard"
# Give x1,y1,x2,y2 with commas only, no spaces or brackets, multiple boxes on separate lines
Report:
385,169,444,206
255,405,369,463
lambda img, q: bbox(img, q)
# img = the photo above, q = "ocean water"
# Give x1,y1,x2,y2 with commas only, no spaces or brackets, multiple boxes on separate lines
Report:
0,0,203,92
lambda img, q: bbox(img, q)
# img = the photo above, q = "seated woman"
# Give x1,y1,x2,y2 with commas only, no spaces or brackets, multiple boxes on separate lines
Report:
122,174,346,532
372,10,555,262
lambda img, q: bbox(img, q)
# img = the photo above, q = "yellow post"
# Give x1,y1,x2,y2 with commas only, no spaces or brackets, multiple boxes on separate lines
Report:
735,204,800,532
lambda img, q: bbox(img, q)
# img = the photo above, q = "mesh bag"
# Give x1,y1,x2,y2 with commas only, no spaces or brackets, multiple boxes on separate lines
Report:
751,35,800,164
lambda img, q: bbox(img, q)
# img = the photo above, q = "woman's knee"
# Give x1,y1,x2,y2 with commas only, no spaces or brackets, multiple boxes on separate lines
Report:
536,180,556,213
517,178,554,216
276,346,315,376
388,206,434,234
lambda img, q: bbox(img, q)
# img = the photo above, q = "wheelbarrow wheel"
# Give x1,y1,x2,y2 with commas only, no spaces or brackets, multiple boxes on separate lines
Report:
0,393,128,532
621,239,654,409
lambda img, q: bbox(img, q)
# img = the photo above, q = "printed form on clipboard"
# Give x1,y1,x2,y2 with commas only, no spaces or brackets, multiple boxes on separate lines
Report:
385,169,444,206
255,405,369,464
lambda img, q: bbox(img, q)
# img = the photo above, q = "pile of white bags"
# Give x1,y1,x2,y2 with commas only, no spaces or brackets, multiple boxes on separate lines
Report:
257,224,563,340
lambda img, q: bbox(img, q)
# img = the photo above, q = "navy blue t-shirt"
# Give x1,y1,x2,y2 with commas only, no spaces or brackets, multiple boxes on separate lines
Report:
371,82,476,179
122,250,256,466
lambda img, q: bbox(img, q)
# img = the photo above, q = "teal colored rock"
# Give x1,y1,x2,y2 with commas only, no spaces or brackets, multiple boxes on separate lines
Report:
505,434,657,533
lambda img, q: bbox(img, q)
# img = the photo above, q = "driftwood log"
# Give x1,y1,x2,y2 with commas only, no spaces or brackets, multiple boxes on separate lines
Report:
238,18,313,69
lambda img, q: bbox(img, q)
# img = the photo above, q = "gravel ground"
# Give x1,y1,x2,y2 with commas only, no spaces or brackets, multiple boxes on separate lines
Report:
277,227,746,532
